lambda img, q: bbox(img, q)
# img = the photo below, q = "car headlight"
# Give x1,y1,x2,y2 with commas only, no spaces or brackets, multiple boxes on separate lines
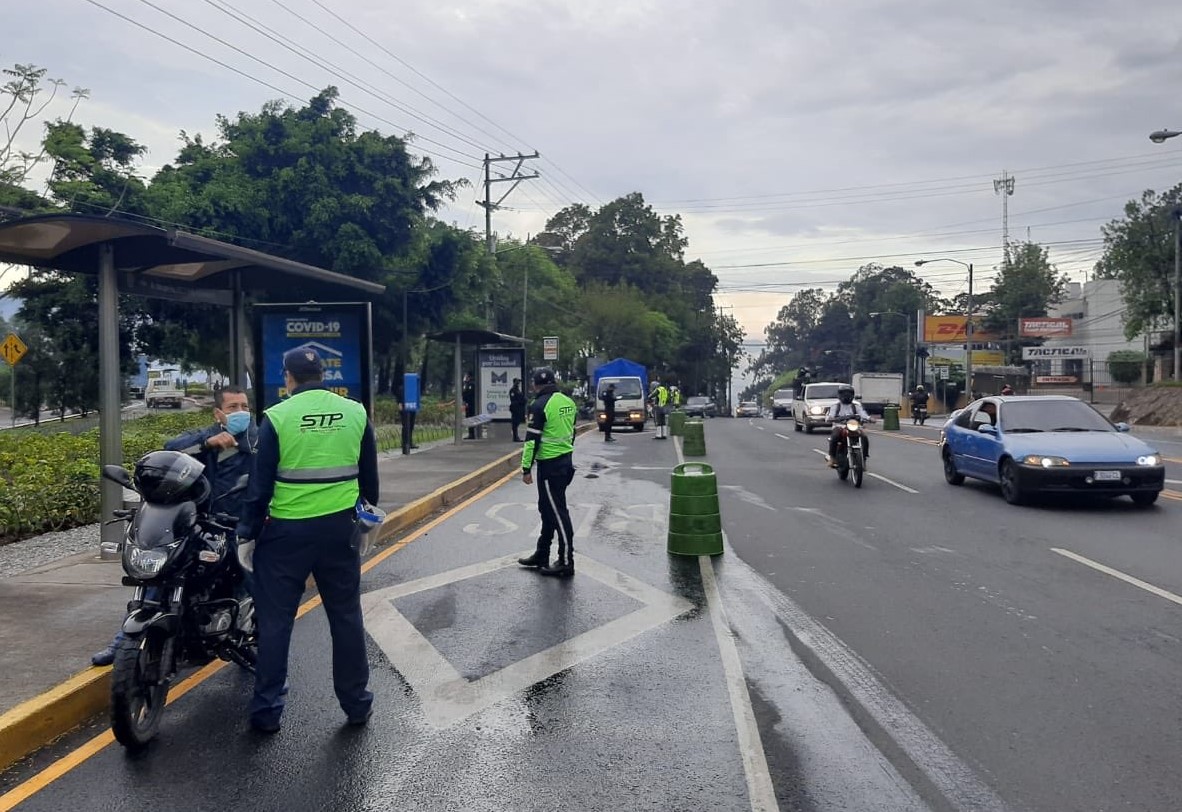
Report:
845,419,861,432
629,411,642,419
1022,455,1070,468
1136,454,1161,466
809,406,824,415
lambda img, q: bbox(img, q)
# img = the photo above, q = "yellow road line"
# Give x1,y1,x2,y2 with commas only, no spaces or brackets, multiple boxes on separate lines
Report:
0,468,519,812
1162,489,1182,502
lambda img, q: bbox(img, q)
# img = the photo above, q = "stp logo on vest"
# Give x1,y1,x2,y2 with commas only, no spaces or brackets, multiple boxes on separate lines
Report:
300,412,345,430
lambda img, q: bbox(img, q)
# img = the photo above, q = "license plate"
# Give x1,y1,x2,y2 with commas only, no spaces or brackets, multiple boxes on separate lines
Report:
1093,470,1121,481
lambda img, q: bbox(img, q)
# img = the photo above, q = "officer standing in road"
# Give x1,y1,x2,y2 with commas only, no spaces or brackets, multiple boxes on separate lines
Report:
648,379,670,440
602,382,617,443
517,368,578,577
235,347,380,733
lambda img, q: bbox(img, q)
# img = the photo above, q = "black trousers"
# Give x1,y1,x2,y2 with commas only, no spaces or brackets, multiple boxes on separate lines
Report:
250,510,372,724
533,456,575,567
603,411,615,440
511,414,524,441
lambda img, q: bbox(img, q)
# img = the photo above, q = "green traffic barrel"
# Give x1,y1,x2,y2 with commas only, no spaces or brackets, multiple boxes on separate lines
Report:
668,409,687,436
882,404,900,431
667,462,723,556
682,419,707,457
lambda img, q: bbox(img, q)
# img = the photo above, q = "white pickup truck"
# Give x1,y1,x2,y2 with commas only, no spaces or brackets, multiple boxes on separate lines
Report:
145,376,185,409
770,388,794,420
792,382,844,433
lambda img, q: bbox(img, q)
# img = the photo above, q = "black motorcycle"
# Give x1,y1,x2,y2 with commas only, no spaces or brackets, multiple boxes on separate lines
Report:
100,450,256,749
912,404,928,426
833,417,867,488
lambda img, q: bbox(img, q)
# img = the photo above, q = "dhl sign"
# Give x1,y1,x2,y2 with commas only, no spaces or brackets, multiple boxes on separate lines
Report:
923,316,997,344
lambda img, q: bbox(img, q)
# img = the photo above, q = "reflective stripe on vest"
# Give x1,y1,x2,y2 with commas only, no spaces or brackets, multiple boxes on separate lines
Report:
266,388,366,519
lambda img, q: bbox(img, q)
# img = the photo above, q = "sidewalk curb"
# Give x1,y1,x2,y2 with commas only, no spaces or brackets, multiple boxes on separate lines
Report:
0,424,595,772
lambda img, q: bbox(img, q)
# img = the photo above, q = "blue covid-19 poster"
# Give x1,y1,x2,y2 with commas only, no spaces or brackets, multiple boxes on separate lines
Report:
253,303,372,413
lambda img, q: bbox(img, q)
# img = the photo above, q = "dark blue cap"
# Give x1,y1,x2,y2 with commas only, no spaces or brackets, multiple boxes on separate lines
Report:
283,346,323,377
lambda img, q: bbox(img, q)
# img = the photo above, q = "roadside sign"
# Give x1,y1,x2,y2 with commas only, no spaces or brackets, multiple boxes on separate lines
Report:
0,333,27,366
938,366,950,380
542,336,559,361
1023,345,1089,360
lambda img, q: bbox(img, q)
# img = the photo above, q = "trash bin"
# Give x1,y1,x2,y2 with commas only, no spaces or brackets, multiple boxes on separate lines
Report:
882,405,900,431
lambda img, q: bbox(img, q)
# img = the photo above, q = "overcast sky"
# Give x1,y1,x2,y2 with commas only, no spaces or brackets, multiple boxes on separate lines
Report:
9,0,1182,361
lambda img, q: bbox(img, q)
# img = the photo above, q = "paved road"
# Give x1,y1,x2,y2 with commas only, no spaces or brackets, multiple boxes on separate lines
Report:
4,416,1179,811
718,415,1182,812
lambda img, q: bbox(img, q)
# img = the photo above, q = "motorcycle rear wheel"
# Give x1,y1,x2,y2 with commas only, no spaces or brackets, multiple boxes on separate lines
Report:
111,634,170,749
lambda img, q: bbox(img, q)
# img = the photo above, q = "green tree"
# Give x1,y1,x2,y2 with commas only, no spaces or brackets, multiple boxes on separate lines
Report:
1095,185,1182,340
1107,350,1147,385
981,242,1069,363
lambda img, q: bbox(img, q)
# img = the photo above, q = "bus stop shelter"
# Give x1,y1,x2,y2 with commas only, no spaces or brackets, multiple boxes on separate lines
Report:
427,328,527,444
0,213,385,551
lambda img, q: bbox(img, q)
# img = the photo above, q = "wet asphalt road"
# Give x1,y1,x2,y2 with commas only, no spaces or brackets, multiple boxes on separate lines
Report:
714,415,1182,812
4,424,932,812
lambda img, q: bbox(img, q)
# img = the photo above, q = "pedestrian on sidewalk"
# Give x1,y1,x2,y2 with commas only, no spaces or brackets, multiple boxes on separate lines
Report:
517,368,578,578
90,385,257,667
235,347,379,734
396,381,418,450
602,382,617,442
463,372,477,440
509,378,526,442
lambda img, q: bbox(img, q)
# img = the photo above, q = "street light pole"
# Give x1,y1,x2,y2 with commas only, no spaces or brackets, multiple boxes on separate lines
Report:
1147,132,1182,378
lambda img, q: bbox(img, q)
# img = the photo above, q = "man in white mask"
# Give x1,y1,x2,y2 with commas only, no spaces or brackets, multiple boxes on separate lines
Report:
90,385,257,666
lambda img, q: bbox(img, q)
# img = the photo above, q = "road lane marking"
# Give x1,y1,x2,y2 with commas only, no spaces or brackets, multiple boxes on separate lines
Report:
674,435,685,466
866,472,920,494
774,433,791,440
0,467,523,811
1161,489,1182,502
808,449,917,493
699,555,779,812
1051,548,1182,607
1166,479,1182,485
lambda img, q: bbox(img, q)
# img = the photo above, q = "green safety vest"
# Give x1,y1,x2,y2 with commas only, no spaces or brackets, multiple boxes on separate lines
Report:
521,391,577,470
651,385,669,407
266,388,366,519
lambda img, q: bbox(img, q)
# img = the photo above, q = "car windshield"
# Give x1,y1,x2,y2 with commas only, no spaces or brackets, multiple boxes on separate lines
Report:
774,389,793,400
806,384,841,399
999,400,1114,433
601,380,642,399
687,397,709,406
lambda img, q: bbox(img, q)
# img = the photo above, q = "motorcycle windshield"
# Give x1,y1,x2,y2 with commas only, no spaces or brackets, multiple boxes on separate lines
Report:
130,502,198,550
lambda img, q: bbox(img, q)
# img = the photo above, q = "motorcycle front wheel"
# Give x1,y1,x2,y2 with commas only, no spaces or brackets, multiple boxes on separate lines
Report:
851,449,864,488
111,634,170,749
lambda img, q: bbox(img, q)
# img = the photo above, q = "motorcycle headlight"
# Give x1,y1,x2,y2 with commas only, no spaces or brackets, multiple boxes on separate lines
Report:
598,413,607,420
809,406,824,415
1136,454,1161,466
1022,455,1070,468
125,545,171,577
845,419,861,432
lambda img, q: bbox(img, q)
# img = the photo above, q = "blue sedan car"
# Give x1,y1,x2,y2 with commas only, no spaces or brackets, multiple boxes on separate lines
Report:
939,395,1165,506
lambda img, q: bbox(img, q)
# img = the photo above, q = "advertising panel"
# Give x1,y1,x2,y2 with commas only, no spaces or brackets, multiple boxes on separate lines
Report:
1036,375,1079,384
923,315,997,343
252,302,373,416
1019,317,1073,338
1022,345,1089,360
972,350,1005,366
479,347,524,422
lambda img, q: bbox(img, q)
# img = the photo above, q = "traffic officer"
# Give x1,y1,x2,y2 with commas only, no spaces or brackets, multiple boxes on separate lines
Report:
235,347,380,733
648,379,670,440
516,368,578,578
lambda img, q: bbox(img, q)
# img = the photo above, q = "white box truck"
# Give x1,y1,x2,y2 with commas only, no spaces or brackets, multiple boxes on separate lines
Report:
851,372,903,415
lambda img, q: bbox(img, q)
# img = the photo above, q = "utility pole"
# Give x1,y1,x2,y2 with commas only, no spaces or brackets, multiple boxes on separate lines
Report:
966,262,974,401
994,171,1016,260
478,153,540,329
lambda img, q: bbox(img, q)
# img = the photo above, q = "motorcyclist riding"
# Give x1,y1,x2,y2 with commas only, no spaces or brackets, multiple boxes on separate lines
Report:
826,384,871,468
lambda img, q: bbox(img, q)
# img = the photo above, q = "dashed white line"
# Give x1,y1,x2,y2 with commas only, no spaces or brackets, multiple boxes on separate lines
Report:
1051,548,1182,607
774,433,791,440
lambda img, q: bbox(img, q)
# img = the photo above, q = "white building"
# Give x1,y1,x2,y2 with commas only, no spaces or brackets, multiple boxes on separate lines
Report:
1041,279,1144,383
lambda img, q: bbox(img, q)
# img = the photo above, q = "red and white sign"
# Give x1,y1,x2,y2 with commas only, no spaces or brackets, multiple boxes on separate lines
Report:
1019,317,1073,338
1035,375,1079,384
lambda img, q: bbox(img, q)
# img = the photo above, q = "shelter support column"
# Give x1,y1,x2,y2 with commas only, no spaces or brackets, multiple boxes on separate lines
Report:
98,243,123,558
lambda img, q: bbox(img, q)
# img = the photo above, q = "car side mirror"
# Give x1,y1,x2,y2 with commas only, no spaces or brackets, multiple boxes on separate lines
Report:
977,424,999,436
1114,422,1131,433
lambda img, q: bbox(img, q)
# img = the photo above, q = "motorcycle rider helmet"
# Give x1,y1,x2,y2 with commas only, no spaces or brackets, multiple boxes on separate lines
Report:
915,384,925,392
133,450,210,505
532,367,556,387
837,384,856,404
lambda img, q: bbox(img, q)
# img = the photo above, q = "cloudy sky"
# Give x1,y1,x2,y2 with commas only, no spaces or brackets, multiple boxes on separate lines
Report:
8,0,1182,360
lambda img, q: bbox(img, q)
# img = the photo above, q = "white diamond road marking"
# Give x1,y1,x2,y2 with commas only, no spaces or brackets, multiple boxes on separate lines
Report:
361,553,694,728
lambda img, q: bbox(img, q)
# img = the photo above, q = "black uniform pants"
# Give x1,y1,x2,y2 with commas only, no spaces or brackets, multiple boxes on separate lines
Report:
533,456,575,566
603,410,615,440
250,509,373,725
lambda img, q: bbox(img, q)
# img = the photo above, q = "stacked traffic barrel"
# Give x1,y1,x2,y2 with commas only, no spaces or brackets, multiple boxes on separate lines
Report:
667,463,723,556
668,409,686,436
682,420,706,456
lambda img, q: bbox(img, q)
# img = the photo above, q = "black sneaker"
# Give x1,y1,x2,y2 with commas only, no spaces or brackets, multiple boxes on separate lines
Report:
539,563,574,578
346,708,373,727
90,644,117,667
250,716,281,734
517,551,549,568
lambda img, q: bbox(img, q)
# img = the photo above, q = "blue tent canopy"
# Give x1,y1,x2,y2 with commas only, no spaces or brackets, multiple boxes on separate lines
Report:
592,358,648,393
